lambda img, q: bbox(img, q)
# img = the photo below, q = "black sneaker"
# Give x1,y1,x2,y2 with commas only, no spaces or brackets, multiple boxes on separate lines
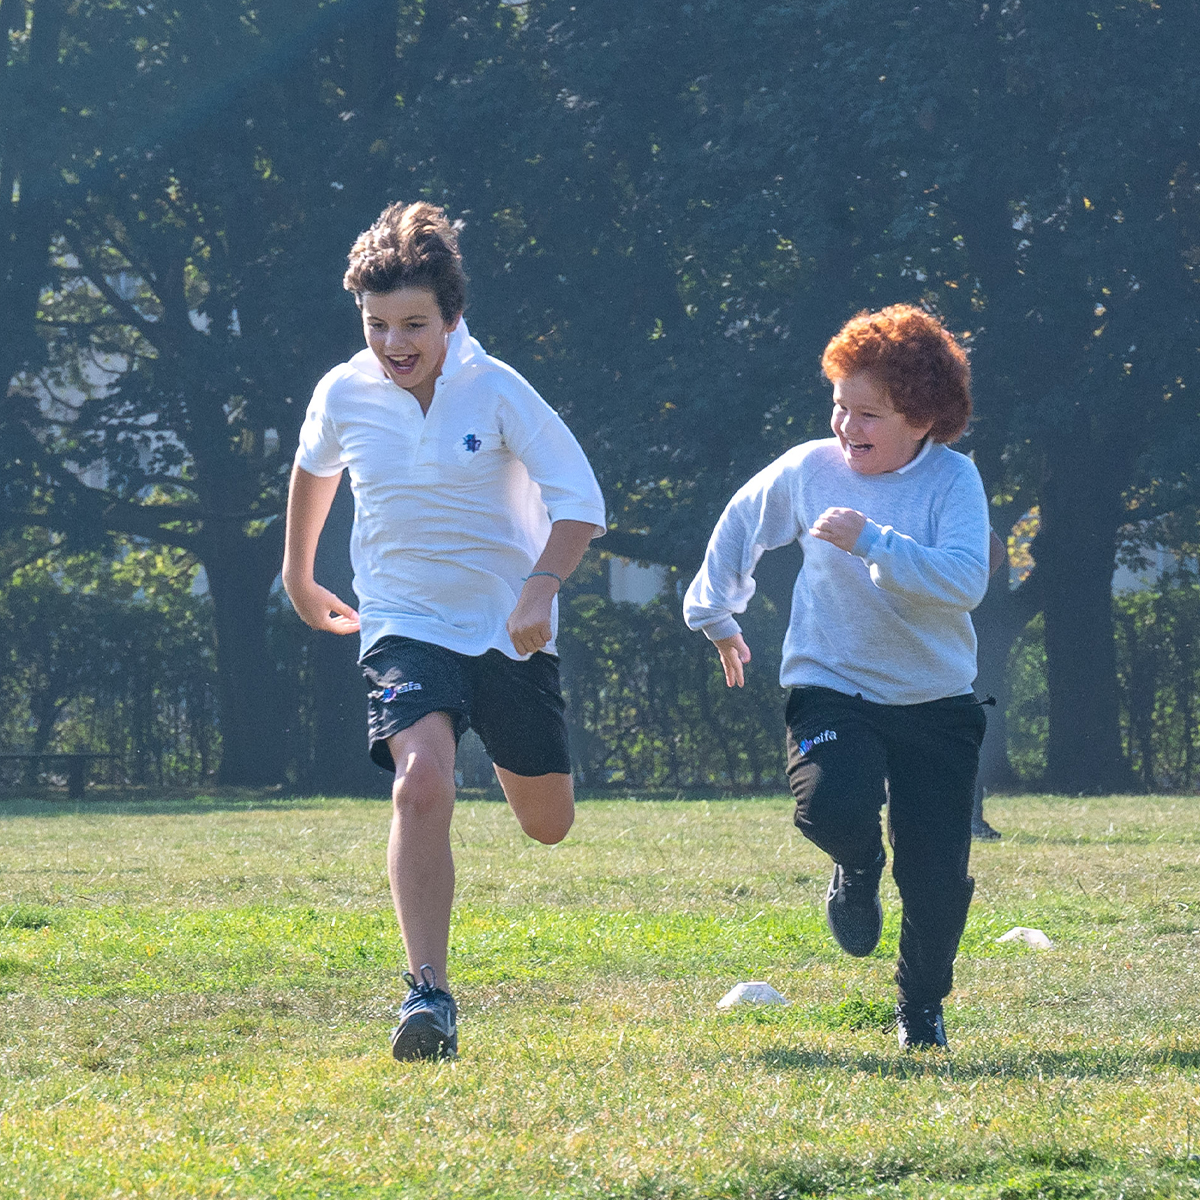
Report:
972,818,1002,841
895,1001,948,1050
391,965,458,1061
824,850,885,957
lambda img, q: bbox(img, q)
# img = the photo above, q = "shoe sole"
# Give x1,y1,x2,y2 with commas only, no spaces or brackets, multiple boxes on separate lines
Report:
391,1013,458,1062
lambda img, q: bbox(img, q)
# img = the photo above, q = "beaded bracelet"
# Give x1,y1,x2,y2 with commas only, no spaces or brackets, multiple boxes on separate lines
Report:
523,571,563,586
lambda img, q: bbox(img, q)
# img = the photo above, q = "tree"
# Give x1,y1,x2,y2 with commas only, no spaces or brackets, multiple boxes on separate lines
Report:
3,0,409,783
922,0,1200,792
7,0,1197,794
0,533,218,785
470,0,1200,793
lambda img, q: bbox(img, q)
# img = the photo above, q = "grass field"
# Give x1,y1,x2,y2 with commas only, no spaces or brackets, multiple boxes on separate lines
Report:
1,790,1198,1199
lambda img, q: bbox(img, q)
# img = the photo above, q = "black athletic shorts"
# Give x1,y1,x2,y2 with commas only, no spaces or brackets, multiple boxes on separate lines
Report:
361,635,571,778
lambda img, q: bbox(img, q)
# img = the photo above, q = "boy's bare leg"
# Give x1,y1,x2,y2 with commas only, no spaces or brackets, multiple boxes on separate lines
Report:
387,713,458,986
494,767,575,845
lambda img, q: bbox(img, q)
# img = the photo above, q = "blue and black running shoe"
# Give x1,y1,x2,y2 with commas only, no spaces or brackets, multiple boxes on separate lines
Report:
391,964,458,1061
896,1001,949,1050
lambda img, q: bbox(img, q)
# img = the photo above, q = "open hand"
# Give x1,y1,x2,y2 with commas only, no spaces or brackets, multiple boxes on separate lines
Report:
713,632,752,688
287,579,360,635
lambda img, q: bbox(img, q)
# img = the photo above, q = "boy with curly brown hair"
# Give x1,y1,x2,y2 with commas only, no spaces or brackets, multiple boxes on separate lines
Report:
284,202,605,1060
684,304,991,1049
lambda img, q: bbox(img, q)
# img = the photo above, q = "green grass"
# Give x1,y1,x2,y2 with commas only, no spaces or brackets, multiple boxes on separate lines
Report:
1,790,1198,1199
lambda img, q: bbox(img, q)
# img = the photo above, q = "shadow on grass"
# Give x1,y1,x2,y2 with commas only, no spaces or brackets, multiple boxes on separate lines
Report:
620,1151,1130,1200
757,1044,1200,1079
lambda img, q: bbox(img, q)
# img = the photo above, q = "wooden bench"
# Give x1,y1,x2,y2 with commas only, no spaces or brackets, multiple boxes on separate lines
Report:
0,752,120,800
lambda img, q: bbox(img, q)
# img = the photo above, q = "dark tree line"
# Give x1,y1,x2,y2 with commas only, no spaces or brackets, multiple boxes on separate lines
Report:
3,0,1199,794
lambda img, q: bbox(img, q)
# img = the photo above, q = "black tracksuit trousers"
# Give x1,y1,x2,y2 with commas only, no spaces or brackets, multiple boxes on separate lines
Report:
785,686,987,1006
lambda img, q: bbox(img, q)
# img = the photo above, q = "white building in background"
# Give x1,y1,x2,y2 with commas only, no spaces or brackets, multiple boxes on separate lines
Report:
1007,508,1195,595
609,556,669,606
1111,545,1196,594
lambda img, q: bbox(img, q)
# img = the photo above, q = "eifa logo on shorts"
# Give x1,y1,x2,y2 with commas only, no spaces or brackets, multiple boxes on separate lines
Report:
797,729,837,756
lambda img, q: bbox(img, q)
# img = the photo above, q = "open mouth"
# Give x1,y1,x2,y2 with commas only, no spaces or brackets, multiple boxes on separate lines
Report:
387,354,418,375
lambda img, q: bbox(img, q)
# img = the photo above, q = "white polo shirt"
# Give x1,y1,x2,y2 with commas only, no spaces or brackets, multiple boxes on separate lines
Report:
295,320,606,660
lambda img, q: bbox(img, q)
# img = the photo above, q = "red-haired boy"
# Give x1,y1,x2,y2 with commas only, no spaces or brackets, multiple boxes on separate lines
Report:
684,304,991,1049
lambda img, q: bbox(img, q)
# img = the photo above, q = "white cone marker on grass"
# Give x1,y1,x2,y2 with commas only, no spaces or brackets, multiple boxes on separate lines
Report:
996,926,1053,950
717,981,790,1008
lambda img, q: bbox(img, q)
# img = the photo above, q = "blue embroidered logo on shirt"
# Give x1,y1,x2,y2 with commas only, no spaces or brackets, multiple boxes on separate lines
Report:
379,682,422,702
797,729,837,756
462,433,482,453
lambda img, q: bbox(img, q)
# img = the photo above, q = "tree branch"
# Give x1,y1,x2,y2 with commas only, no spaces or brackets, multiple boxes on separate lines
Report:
64,242,169,349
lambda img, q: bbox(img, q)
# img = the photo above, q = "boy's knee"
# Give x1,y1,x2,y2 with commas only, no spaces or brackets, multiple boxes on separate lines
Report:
517,804,574,846
495,766,574,844
391,751,455,816
893,853,973,904
790,764,845,841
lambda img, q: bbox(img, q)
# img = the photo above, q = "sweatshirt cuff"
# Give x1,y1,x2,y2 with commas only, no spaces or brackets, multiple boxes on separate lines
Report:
851,519,883,559
700,616,742,642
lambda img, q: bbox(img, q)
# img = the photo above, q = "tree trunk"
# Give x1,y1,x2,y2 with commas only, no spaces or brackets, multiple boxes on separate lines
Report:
971,574,1038,794
1035,437,1132,795
201,525,287,786
0,0,66,396
1178,611,1196,788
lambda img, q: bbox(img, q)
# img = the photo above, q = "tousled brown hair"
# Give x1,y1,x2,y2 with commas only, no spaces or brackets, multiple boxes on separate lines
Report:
821,304,971,443
343,201,467,321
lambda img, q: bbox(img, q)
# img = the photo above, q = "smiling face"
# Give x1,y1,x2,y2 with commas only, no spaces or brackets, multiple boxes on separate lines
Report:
830,372,935,475
360,287,461,410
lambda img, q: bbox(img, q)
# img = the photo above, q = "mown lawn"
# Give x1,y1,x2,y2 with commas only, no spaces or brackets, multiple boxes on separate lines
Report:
1,790,1198,1199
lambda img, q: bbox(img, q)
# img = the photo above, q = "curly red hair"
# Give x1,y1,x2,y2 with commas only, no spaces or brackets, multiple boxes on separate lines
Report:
821,304,972,444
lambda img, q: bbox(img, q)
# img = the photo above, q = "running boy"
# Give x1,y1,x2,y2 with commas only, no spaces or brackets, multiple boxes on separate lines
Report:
684,304,990,1049
283,202,606,1060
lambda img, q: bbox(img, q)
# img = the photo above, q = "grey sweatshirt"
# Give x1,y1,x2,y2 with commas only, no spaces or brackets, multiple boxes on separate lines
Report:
683,438,991,705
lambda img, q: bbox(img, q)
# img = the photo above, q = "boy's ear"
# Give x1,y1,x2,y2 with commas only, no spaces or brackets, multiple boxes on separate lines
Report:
446,311,463,332
904,411,935,440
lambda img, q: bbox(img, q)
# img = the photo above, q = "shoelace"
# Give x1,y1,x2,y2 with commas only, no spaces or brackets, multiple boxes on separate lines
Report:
402,963,441,995
843,853,884,893
899,1004,942,1029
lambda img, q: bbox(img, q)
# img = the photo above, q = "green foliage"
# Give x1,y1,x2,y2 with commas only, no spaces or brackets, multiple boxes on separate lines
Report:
0,531,218,785
555,554,789,790
5,0,1200,791
1007,614,1050,784
1114,569,1200,791
1005,569,1200,792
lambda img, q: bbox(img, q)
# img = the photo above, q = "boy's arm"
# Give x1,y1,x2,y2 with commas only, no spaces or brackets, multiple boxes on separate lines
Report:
811,505,1005,592
506,518,598,656
683,455,803,687
282,465,361,635
813,470,991,609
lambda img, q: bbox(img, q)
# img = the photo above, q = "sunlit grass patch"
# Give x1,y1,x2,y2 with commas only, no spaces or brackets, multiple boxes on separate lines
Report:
1,792,1199,1198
